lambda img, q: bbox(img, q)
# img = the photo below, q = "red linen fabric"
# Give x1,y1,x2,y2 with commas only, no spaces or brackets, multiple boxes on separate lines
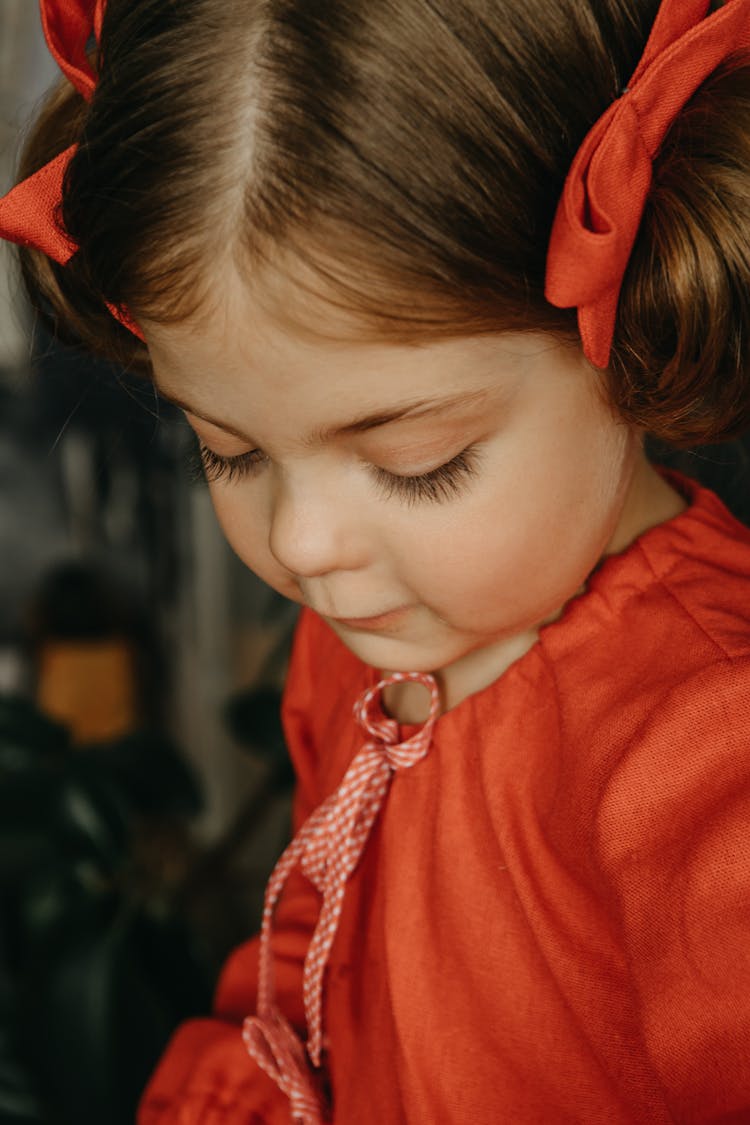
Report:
139,468,750,1124
40,0,103,100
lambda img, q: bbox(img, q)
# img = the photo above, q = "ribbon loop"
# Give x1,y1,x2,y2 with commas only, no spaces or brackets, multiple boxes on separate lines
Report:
0,147,77,264
243,1011,324,1125
40,0,106,102
355,670,440,751
354,686,400,744
546,0,750,368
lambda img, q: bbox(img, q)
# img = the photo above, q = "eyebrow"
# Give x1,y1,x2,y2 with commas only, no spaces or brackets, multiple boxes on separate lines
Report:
154,385,490,446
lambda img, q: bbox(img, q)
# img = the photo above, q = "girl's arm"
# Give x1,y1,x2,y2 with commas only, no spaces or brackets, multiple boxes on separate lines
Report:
597,655,750,1123
138,610,325,1123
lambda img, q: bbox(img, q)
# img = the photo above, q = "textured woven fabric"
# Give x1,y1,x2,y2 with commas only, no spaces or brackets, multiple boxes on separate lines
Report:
138,468,750,1124
41,0,105,99
546,0,750,367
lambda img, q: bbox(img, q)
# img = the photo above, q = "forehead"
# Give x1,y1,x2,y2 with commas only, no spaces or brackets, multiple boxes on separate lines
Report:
143,270,547,429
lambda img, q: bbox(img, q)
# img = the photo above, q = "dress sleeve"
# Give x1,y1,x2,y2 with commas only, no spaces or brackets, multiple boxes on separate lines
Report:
137,610,324,1123
595,655,750,1123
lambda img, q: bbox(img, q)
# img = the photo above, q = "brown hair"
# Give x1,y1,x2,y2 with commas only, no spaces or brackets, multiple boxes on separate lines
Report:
14,0,750,444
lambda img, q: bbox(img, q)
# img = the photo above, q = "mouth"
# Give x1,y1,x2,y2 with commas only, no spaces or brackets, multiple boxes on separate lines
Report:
327,606,411,632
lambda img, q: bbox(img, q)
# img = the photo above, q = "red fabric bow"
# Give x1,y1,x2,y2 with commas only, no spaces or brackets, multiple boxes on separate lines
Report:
0,0,143,340
545,0,750,369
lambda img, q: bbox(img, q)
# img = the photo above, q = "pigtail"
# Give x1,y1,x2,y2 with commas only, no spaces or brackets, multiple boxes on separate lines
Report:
611,54,750,446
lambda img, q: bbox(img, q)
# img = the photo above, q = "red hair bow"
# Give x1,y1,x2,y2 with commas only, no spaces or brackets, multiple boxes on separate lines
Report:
545,0,750,369
0,0,143,340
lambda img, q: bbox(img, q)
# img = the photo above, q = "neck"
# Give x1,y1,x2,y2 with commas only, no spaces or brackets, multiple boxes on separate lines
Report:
383,626,542,724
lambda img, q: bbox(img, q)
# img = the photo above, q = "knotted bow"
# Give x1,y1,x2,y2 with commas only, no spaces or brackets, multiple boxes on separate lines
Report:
545,0,750,369
0,0,143,339
243,670,440,1125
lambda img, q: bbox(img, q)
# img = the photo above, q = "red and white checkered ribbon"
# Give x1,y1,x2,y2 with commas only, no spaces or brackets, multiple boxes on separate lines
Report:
243,670,440,1124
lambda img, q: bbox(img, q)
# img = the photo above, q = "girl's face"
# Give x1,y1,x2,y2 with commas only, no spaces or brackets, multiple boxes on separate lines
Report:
144,276,672,708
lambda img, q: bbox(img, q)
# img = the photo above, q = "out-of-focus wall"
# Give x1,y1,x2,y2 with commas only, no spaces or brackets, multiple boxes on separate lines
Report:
0,3,297,849
0,1,56,370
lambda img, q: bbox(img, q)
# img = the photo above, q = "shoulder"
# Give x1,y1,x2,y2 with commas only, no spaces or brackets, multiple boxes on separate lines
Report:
595,653,750,859
590,471,750,860
539,472,750,769
548,472,750,946
635,469,750,660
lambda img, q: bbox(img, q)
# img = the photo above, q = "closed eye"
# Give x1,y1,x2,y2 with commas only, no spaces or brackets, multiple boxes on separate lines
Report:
190,439,481,504
371,445,480,505
190,442,268,484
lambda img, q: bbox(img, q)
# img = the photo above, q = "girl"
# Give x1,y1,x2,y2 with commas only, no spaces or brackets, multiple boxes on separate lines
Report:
2,0,750,1121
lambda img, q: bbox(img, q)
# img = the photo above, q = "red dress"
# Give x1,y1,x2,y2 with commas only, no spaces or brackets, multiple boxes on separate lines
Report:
139,470,750,1124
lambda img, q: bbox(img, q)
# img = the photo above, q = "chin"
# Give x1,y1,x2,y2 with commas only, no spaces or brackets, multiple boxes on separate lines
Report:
329,624,462,677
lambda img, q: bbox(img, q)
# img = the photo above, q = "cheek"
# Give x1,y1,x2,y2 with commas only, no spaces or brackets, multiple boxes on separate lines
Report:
393,423,636,612
208,485,253,555
206,485,290,590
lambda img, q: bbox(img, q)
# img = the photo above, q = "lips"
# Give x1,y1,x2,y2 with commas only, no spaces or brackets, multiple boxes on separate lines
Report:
328,606,410,631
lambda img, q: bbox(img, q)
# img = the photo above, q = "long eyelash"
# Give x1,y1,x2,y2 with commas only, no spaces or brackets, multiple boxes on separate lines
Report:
188,441,479,501
190,442,267,484
373,446,480,505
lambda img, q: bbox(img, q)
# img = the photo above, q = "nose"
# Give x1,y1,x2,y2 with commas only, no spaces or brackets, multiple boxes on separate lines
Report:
268,473,369,579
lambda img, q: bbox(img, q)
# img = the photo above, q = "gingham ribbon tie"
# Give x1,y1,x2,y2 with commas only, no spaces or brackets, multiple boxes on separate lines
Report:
243,1006,324,1125
244,671,440,1124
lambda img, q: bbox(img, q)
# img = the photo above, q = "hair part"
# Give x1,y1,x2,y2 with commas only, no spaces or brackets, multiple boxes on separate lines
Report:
14,0,750,443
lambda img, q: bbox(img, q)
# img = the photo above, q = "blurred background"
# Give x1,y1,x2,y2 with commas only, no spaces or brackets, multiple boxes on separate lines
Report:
0,5,298,1122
